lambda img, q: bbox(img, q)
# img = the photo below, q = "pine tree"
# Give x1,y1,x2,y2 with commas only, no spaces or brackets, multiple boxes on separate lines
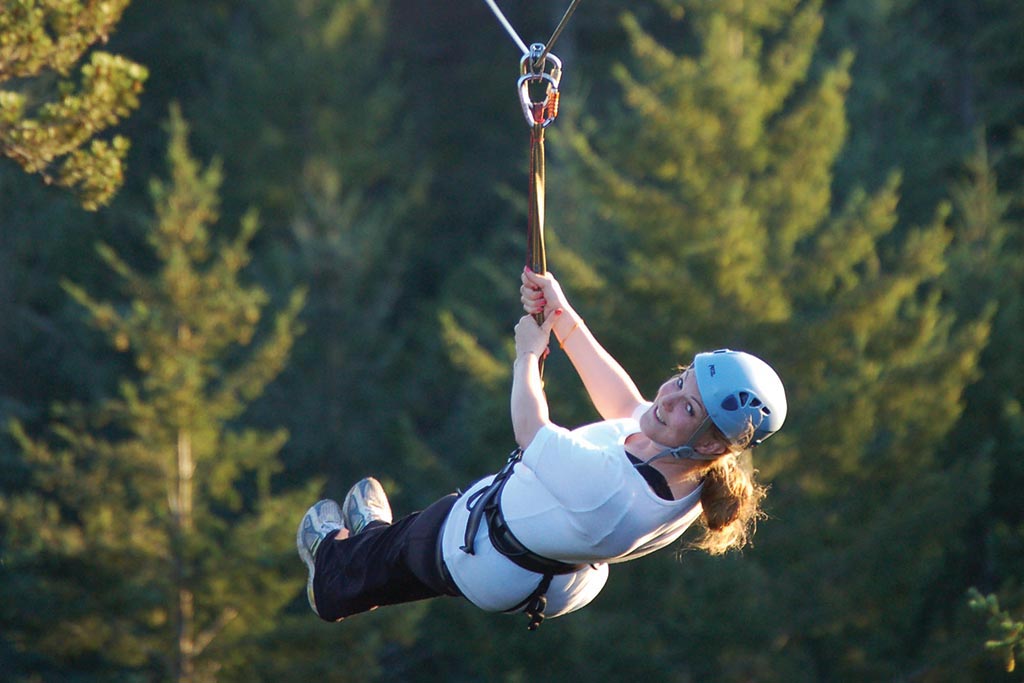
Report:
944,142,1024,680
821,0,1024,227
0,107,315,682
814,1,1024,673
819,0,973,225
0,0,148,210
107,0,447,497
230,0,436,491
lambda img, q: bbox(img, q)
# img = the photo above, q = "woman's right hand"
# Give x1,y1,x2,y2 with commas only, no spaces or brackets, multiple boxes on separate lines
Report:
514,312,559,360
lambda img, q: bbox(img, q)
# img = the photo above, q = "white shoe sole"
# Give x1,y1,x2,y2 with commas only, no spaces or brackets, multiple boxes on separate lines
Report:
296,499,343,618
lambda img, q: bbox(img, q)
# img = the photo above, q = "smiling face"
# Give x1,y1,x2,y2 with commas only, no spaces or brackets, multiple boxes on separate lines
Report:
638,367,711,449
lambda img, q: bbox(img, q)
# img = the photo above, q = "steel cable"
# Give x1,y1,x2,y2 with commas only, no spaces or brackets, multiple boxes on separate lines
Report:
483,0,584,64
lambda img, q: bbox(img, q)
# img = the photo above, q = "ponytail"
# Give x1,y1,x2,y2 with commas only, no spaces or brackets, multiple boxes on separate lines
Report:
690,450,767,555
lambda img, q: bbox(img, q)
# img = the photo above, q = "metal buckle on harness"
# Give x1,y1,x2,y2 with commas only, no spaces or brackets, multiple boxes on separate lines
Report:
517,43,562,128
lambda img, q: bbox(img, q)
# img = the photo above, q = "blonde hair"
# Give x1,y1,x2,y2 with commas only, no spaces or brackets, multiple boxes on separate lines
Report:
690,424,768,555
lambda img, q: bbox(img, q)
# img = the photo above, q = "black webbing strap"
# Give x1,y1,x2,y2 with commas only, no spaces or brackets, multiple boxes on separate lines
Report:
460,448,585,630
460,449,522,555
488,477,584,631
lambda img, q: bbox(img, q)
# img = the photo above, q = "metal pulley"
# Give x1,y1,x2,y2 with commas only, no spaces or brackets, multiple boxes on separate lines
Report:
517,43,562,129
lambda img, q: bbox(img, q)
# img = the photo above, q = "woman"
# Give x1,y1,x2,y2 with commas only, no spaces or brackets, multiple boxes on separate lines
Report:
298,268,786,628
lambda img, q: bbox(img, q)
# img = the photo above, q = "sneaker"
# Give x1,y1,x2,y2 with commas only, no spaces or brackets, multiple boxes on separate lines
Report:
296,499,344,617
342,477,393,536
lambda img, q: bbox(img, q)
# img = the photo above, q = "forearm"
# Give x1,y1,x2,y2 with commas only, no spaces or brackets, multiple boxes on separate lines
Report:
553,310,644,420
511,352,550,448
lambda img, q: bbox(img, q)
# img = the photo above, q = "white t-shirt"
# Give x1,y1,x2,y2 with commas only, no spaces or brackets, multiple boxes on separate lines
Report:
441,403,704,618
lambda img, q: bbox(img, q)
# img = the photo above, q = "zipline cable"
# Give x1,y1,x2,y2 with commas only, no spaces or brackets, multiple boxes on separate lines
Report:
483,0,584,67
483,0,530,55
535,0,583,68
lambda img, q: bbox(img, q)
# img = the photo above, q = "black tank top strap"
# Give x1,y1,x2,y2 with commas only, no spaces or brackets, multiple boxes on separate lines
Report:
627,452,675,500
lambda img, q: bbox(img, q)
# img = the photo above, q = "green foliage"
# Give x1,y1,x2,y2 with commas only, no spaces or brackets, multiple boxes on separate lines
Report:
968,588,1024,673
943,139,1024,680
112,0,442,495
0,106,313,681
0,0,147,209
970,0,1024,143
247,0,440,496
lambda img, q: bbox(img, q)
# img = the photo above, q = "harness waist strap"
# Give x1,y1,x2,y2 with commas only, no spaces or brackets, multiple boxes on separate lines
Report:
485,502,585,575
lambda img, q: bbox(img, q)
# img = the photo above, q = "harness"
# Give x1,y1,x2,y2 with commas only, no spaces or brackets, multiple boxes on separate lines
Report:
460,449,586,630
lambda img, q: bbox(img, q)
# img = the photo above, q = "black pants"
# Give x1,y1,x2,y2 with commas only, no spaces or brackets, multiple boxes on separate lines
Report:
312,493,461,622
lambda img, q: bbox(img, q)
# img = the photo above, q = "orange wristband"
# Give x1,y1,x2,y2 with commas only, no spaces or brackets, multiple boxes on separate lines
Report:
558,320,580,349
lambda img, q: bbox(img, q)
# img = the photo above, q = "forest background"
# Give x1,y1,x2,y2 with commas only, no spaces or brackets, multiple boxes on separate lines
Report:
2,1,1023,681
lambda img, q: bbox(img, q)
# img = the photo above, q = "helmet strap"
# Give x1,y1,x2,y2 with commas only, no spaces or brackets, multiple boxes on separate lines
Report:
636,416,719,468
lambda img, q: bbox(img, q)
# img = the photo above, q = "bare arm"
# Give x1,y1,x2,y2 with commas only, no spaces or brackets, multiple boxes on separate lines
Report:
521,269,645,420
510,313,558,447
553,311,645,420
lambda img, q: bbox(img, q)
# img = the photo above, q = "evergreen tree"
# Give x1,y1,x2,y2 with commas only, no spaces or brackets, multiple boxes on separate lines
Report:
969,0,1024,148
816,0,1024,671
105,0,449,497
819,0,971,225
0,107,315,682
3,0,1017,679
227,0,436,493
939,141,1024,681
821,0,1024,226
0,0,148,209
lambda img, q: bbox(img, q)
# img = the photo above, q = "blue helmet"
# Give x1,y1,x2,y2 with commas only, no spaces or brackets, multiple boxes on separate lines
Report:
693,349,787,447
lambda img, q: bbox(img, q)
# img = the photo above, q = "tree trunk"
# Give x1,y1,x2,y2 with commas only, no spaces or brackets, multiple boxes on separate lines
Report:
175,428,196,683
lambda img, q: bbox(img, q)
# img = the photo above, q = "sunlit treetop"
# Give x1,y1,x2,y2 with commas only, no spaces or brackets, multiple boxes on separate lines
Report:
0,0,148,210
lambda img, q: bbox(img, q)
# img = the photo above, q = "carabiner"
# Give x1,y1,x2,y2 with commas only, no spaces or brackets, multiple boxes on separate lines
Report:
517,43,562,128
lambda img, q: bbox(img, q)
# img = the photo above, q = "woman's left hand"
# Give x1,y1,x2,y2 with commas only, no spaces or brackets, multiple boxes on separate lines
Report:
514,311,561,360
520,268,571,319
